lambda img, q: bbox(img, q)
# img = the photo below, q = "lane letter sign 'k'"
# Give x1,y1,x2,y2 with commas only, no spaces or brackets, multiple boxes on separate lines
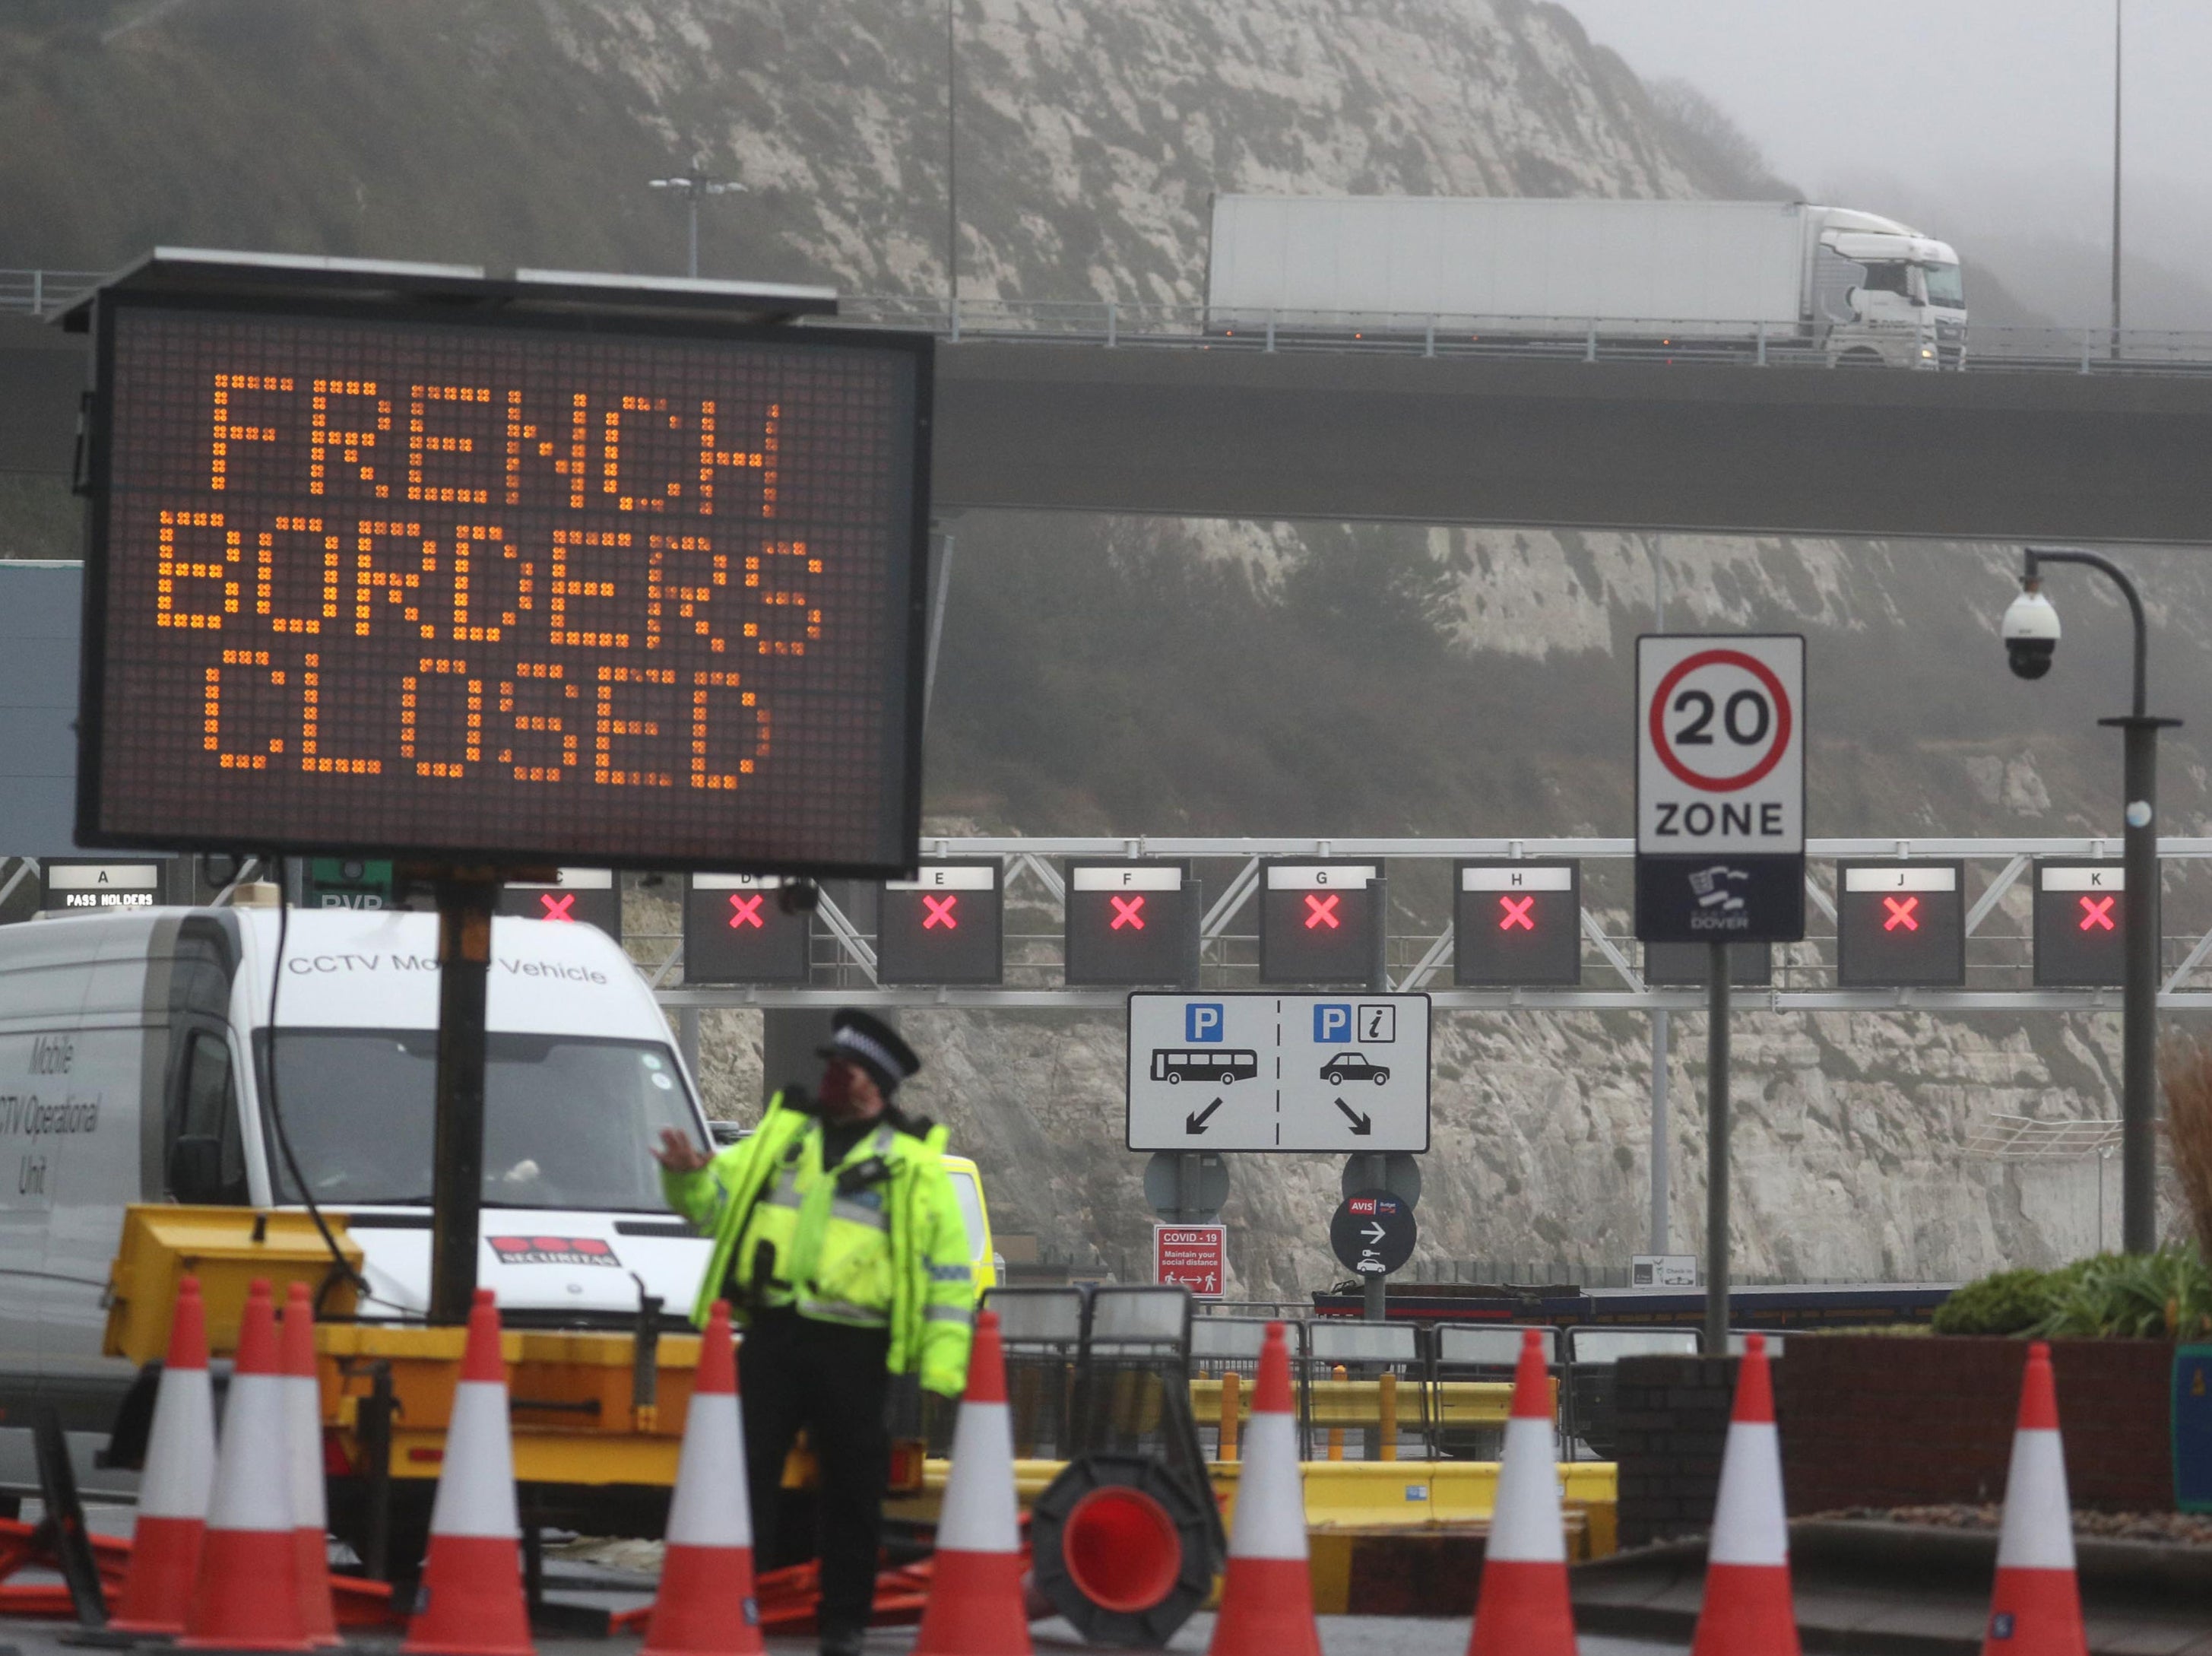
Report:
1110,894,1146,931
1304,893,1341,931
1882,895,1919,932
923,893,960,930
2080,895,2117,931
539,893,576,922
727,893,765,929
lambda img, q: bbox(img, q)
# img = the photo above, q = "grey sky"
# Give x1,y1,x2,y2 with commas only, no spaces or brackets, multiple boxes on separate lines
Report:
1564,0,2212,323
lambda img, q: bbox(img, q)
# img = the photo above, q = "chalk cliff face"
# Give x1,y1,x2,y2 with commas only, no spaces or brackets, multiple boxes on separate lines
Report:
8,2,2203,1295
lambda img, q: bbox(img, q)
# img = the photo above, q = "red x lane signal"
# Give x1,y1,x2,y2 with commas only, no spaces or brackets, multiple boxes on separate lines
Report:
727,893,765,929
1881,895,1919,932
1109,893,1146,931
1304,893,1342,931
1498,895,1535,932
538,893,576,922
922,893,959,930
2079,895,2117,932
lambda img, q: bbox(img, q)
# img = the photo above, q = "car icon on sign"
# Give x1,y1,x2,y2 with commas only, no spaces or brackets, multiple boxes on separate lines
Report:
1320,1051,1390,1086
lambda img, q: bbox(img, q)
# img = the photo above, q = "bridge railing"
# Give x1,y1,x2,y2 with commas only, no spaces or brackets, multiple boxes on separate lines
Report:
8,267,2212,375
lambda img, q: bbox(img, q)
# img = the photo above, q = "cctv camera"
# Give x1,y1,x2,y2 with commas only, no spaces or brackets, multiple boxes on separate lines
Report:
2001,588,2060,680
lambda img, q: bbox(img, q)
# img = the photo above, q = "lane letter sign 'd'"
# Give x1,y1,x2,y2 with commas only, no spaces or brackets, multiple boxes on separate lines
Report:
683,872,810,985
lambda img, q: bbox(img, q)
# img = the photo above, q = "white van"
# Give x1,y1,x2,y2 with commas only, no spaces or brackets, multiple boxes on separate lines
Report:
0,899,715,1437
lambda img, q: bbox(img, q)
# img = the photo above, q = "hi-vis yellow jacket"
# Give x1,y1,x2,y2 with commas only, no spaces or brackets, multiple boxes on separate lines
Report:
661,1092,975,1397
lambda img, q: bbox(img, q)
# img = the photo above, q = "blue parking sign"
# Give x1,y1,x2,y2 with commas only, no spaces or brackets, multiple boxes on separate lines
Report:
1314,1003,1352,1044
1186,1003,1225,1043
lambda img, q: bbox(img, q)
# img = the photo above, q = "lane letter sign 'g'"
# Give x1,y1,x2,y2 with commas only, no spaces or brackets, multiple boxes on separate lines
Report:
1635,633,1806,946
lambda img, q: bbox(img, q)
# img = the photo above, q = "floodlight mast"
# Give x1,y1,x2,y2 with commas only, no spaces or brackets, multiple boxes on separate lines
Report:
2012,546,2177,1254
648,171,748,281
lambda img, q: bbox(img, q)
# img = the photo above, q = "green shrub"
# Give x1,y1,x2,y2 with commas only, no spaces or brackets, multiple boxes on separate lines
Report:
1931,1267,2065,1335
2036,1245,2212,1340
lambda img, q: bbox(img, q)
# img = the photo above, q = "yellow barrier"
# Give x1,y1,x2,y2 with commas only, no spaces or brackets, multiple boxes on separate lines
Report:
1190,1375,1542,1429
889,1455,1619,1562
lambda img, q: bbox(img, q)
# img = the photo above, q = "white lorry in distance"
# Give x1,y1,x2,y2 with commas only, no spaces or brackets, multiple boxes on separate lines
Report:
0,901,715,1474
1205,195,1967,369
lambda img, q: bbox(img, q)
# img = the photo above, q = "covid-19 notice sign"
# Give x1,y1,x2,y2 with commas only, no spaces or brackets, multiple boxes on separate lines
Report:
77,293,932,876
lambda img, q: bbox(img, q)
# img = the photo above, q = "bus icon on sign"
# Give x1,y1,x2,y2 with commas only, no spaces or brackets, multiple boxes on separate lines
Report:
1186,1004,1225,1042
1150,1049,1260,1086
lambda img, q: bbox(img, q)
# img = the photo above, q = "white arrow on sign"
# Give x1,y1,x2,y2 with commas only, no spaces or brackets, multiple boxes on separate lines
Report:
1361,1221,1386,1245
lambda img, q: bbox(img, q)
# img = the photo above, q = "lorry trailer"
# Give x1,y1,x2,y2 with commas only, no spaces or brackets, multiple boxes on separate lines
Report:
1206,195,1968,370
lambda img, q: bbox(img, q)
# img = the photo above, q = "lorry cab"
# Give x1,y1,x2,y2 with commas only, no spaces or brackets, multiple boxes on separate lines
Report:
1811,208,1967,369
0,900,715,1431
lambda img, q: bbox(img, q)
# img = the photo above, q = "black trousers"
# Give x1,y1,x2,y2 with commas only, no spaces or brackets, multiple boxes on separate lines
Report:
737,1308,892,1639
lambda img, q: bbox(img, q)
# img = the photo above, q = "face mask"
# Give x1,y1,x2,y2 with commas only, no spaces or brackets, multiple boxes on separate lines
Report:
817,1061,854,1111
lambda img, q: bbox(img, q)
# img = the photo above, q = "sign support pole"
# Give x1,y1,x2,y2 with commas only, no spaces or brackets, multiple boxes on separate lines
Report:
1705,943,1730,1355
429,871,499,1326
1649,1010,1670,1253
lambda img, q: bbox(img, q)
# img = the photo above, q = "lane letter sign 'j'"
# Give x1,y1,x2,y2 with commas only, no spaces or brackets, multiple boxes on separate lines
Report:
1634,634,1806,946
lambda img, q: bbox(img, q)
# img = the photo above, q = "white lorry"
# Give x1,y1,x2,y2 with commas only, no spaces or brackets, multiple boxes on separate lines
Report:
0,898,716,1440
1204,195,1968,369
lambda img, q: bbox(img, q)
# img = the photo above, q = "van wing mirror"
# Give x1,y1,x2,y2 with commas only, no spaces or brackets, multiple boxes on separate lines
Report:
167,1135,225,1204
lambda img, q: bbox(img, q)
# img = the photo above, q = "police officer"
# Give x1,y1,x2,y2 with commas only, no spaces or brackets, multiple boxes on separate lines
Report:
653,1011,974,1656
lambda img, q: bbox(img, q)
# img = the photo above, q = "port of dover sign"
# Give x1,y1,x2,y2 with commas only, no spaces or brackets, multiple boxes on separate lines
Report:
1634,634,1805,947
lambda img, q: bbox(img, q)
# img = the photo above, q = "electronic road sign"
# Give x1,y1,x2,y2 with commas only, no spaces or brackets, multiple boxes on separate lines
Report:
1330,1190,1416,1277
40,859,163,912
877,860,1003,985
1126,992,1430,1153
1835,861,1966,988
1259,860,1381,985
1635,634,1805,946
2034,861,2126,988
1064,861,1194,988
684,871,811,984
77,290,932,876
498,867,620,935
1455,860,1580,987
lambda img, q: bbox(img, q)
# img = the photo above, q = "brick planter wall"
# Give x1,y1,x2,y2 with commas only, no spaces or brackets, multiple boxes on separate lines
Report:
1775,1335,2172,1515
1614,1354,1743,1549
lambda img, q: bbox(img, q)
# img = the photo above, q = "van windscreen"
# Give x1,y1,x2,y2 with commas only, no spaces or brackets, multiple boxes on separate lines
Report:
259,1029,700,1212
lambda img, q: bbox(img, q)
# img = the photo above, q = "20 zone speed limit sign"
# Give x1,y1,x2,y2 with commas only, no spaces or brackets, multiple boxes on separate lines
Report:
1635,634,1805,945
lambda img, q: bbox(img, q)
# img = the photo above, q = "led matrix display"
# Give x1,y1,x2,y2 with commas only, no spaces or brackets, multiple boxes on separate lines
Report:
81,296,930,874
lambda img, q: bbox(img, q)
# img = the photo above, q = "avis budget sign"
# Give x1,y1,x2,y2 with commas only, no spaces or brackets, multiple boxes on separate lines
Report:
1635,634,1805,946
1154,1223,1228,1299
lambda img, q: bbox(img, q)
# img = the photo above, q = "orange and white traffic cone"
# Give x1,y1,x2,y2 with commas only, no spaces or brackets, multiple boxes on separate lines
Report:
282,1282,341,1646
1466,1328,1576,1656
402,1288,534,1656
111,1275,217,1635
914,1308,1031,1656
1206,1321,1320,1656
1983,1341,2087,1656
641,1299,763,1656
1691,1333,1799,1656
180,1277,310,1651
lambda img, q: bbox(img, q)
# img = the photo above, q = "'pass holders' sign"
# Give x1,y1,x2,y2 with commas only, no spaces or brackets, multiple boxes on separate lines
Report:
1634,633,1806,946
75,287,932,877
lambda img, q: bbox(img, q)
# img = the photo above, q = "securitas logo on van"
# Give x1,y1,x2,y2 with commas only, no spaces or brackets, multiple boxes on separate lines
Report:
488,1236,622,1268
